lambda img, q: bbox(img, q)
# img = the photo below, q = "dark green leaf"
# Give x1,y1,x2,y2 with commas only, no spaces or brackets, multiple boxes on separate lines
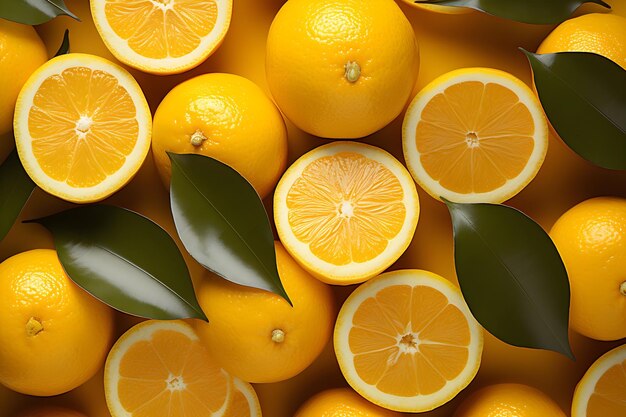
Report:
445,200,572,358
0,0,79,25
0,150,35,242
416,0,609,24
54,29,70,57
30,205,207,321
523,50,626,170
169,153,290,303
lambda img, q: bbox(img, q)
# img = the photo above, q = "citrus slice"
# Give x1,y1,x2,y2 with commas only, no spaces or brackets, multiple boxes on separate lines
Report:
104,320,231,417
402,68,548,203
572,344,626,417
14,53,151,203
334,269,483,412
91,0,232,74
274,142,419,285
223,378,262,417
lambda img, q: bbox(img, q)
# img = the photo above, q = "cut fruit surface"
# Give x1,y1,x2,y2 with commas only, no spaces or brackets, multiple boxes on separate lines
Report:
402,68,548,203
91,0,232,74
14,53,151,203
104,320,231,417
223,378,262,417
274,142,419,285
572,344,626,417
334,270,483,412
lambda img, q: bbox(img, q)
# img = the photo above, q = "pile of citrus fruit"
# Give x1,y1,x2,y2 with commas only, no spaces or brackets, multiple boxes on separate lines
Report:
0,0,625,416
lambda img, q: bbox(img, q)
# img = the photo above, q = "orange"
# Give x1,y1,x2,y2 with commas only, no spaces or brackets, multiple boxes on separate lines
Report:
266,0,419,138
294,388,400,417
274,142,419,284
334,270,483,412
223,378,262,417
550,197,626,341
0,249,114,396
104,320,231,417
572,343,626,417
16,407,88,417
194,242,335,383
151,73,287,198
13,53,151,203
90,0,233,74
403,67,548,203
453,383,566,417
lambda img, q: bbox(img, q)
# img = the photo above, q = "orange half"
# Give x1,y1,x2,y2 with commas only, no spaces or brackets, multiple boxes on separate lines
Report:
223,378,262,417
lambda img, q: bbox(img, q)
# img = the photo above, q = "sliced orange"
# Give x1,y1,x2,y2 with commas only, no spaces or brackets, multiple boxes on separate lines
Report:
274,142,419,285
14,53,151,203
223,378,262,417
104,320,231,417
334,270,483,412
402,68,548,203
572,343,626,417
91,0,233,74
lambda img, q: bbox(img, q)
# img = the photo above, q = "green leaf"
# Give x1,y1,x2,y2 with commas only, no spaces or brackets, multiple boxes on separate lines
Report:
30,205,207,321
445,200,573,358
0,150,35,242
0,0,79,25
54,29,70,57
523,50,626,170
416,0,609,24
169,153,290,303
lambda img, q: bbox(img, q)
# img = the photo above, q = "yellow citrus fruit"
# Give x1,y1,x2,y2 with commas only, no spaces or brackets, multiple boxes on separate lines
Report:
14,53,151,203
294,388,400,417
274,142,419,285
104,320,232,417
90,0,232,74
334,270,483,413
152,73,288,198
16,407,87,417
195,242,335,383
400,1,471,14
549,197,626,341
266,0,419,138
402,67,548,203
572,343,626,417
0,249,114,396
0,20,47,136
453,383,566,417
223,378,262,417
537,13,626,70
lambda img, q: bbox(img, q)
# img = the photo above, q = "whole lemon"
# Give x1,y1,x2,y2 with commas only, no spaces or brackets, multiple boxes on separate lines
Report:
266,0,419,139
152,73,288,199
454,384,566,417
550,197,626,341
294,388,400,417
194,242,335,383
0,249,114,396
537,13,626,69
16,407,87,417
0,20,47,135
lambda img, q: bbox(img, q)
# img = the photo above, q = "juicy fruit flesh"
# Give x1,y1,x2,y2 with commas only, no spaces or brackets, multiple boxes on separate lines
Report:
349,284,470,396
28,66,138,187
104,0,218,58
117,329,228,416
587,360,626,416
416,80,535,193
286,152,406,265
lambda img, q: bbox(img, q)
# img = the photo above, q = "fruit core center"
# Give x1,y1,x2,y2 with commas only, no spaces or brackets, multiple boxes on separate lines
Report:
26,317,43,337
271,329,285,343
166,374,186,391
190,129,207,147
75,116,93,136
465,132,480,148
338,201,354,218
399,333,419,353
620,281,626,296
151,0,174,9
344,61,361,83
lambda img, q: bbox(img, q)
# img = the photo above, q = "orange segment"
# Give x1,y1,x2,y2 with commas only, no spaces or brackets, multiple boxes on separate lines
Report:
334,270,483,413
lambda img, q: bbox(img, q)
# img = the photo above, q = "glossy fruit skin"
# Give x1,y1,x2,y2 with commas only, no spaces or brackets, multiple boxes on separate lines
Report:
16,406,88,417
550,197,626,341
294,388,400,417
537,13,626,69
0,249,114,396
195,242,335,383
152,73,288,198
0,20,47,136
266,0,419,138
453,383,566,417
